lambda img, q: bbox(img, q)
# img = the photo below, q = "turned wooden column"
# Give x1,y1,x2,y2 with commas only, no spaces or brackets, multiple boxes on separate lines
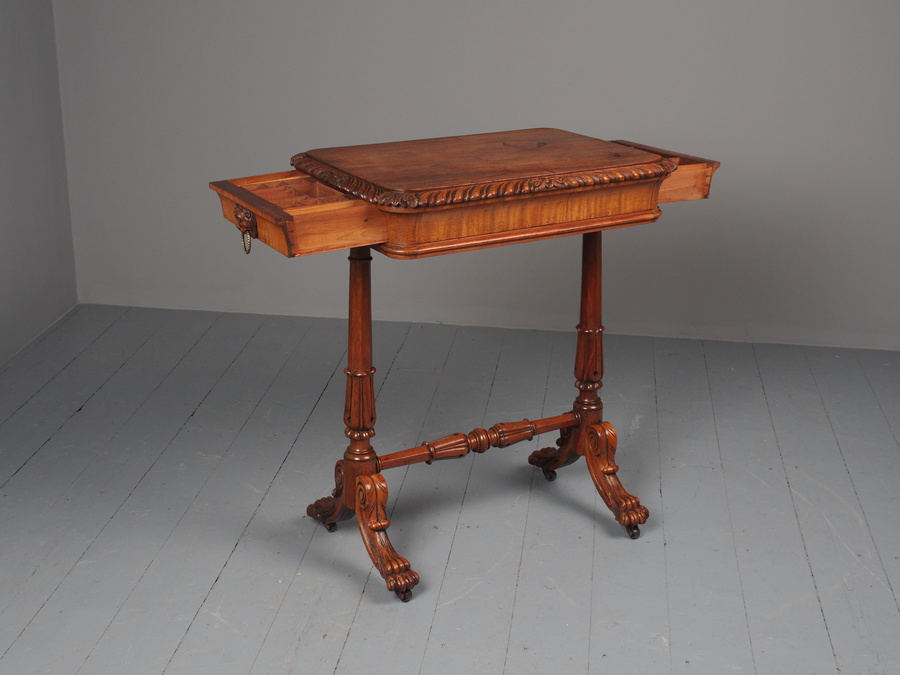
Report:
341,246,379,511
574,231,605,418
528,231,648,537
577,231,648,538
306,246,379,528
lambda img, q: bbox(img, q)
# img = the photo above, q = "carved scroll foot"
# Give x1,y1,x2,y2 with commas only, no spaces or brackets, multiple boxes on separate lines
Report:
307,460,353,532
356,473,420,601
528,427,580,481
583,422,649,537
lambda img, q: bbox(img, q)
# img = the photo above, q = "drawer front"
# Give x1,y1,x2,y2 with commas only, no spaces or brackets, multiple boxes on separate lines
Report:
376,179,666,259
210,171,387,257
612,142,720,203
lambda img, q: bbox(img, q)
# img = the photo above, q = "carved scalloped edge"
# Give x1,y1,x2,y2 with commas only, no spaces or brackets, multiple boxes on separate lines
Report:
290,154,678,210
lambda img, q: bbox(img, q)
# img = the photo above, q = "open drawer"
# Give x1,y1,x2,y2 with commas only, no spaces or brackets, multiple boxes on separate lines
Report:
613,141,720,203
210,170,387,257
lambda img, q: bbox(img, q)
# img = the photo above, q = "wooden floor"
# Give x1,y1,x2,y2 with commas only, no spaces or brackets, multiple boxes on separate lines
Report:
0,305,898,674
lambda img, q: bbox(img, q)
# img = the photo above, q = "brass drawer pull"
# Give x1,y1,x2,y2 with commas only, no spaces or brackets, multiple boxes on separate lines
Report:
233,205,257,254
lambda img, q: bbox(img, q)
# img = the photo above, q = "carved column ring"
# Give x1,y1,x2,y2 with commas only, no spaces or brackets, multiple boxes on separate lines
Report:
467,427,494,453
345,367,376,378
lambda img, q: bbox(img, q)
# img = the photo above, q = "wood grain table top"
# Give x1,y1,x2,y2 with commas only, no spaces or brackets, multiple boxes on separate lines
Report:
291,128,670,210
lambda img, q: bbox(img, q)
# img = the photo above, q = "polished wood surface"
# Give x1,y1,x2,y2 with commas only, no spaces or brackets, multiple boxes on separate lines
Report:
210,129,718,600
290,128,669,208
212,128,718,259
209,172,387,257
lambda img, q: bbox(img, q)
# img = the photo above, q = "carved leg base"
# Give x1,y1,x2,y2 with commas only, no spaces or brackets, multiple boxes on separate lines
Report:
307,460,353,532
356,473,420,601
528,427,580,481
583,422,649,537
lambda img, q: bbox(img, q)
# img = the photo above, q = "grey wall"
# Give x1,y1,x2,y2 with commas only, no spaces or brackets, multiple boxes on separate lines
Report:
51,1,900,350
0,0,77,365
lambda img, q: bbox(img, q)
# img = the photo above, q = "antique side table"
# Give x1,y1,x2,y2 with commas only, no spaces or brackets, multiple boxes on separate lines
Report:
210,128,719,601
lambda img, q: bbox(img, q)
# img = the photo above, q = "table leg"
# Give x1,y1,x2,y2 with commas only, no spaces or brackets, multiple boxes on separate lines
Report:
529,231,649,538
306,247,419,600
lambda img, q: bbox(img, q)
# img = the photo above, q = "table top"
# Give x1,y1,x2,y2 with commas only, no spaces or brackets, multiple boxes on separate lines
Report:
291,128,670,210
213,129,718,258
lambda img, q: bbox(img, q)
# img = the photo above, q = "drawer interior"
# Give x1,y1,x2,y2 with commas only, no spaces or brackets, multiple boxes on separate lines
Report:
210,170,387,257
217,171,355,213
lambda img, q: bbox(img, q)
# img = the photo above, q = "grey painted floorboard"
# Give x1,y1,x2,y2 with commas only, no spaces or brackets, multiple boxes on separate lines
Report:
1,307,898,673
0,309,220,644
419,328,556,674
756,344,900,674
654,338,755,672
706,340,833,673
0,307,175,486
586,334,670,672
0,304,127,423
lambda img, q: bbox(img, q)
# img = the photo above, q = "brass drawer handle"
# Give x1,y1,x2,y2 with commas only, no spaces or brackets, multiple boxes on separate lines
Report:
233,205,258,254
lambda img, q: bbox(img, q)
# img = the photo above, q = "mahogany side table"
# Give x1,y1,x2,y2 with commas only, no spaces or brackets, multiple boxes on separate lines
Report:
210,128,719,601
